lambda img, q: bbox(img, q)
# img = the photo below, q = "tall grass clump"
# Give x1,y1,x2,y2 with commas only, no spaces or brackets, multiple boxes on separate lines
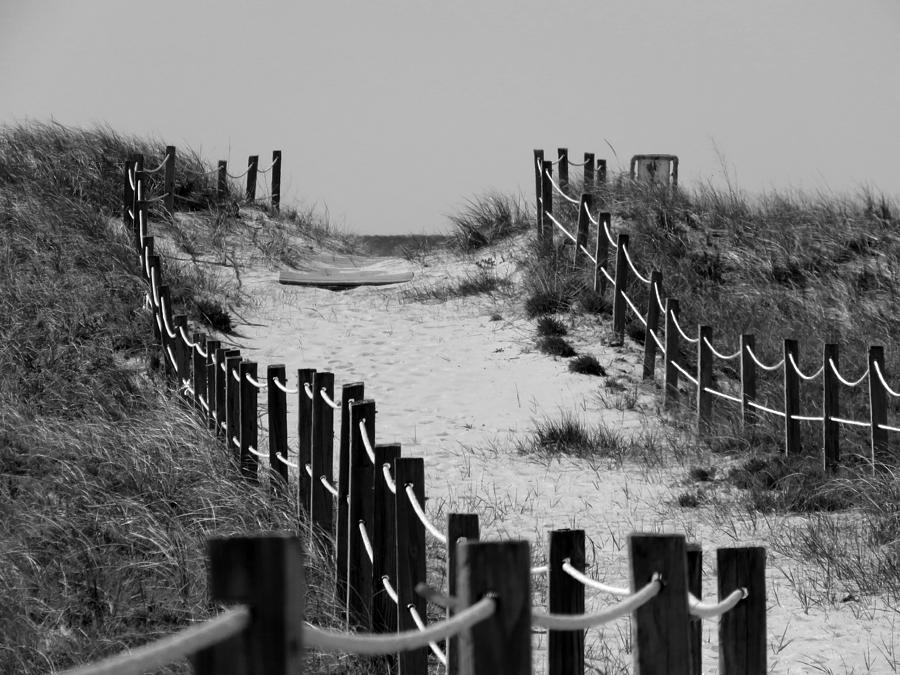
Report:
0,121,365,673
449,191,530,251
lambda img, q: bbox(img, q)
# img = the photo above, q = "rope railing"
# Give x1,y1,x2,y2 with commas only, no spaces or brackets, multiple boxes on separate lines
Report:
703,336,741,361
382,463,397,494
561,560,629,596
359,419,376,463
603,218,618,248
60,607,250,675
621,244,651,285
654,282,666,314
670,312,699,344
273,377,298,394
141,153,172,174
532,576,661,630
531,565,549,575
358,521,374,563
303,382,314,400
304,463,313,478
747,400,786,418
671,360,699,386
830,416,871,428
248,445,264,458
320,388,339,409
165,346,179,372
599,265,615,285
621,290,648,326
408,604,448,666
544,211,578,244
786,353,824,381
255,155,279,173
245,373,266,388
703,387,742,404
583,201,599,226
226,162,255,179
791,413,825,422
321,475,339,498
303,597,496,655
382,575,399,604
543,169,580,205
828,358,869,387
579,244,597,264
404,484,448,544
745,346,785,372
648,328,666,355
276,452,298,469
688,588,748,619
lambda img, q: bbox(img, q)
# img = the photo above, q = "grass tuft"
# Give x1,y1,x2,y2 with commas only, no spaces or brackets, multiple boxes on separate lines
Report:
568,354,606,376
537,335,577,358
536,316,567,337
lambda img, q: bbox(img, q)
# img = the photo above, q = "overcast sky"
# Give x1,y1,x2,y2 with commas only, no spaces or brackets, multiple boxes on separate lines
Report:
3,1,898,234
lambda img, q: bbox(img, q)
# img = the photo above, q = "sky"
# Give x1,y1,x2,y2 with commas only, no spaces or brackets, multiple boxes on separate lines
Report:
2,1,899,234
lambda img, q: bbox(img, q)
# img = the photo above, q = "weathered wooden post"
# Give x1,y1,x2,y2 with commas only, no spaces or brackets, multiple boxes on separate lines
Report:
534,149,545,239
643,271,664,380
629,533,691,675
194,535,304,674
246,155,259,202
173,315,190,393
823,343,840,472
584,152,595,193
717,547,766,675
740,334,757,428
783,339,800,456
157,285,174,380
191,332,207,413
372,443,401,638
611,233,629,345
214,348,239,438
541,160,554,252
271,150,282,211
664,299,681,408
239,361,259,482
297,368,316,519
697,326,714,431
558,148,569,194
573,193,592,267
203,341,221,431
164,145,176,212
395,457,427,673
869,346,888,467
347,399,376,629
686,544,702,675
310,371,336,537
457,540,532,674
225,353,243,460
217,160,227,198
267,364,289,494
337,382,365,612
448,514,480,675
594,213,612,296
548,529,585,675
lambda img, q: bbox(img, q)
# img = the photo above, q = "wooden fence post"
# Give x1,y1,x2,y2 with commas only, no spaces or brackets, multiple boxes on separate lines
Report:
239,361,259,482
191,332,207,413
217,161,227,198
823,343,840,472
717,547,766,675
158,286,174,379
297,368,316,520
558,147,569,194
348,400,376,629
664,299,681,408
246,155,259,202
629,533,691,675
533,149,545,238
697,326,714,432
740,334,757,428
225,353,243,461
457,540,531,674
573,193,592,267
141,236,154,282
611,233,630,345
541,160,554,252
271,150,282,211
311,371,336,537
395,457,427,674
372,443,402,638
123,153,136,231
593,212,611,295
584,153,595,193
642,271,663,380
163,145,176,213
173,315,190,393
194,535,304,674
267,364,289,494
783,339,800,456
448,514,480,675
686,544,702,675
214,348,239,438
337,382,365,612
548,529,585,675
205,342,222,431
869,346,888,467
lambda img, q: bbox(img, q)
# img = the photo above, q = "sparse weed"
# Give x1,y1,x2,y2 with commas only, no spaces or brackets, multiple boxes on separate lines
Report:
537,335,577,358
569,354,606,376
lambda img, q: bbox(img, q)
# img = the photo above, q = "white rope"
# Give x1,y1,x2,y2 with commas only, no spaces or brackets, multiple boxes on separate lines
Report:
304,382,314,400
621,245,651,284
599,265,616,285
648,328,666,355
141,153,171,174
745,346,785,372
245,373,266,389
219,421,226,431
703,387,742,404
670,312,699,344
232,368,241,383
226,162,254,179
583,200,599,226
165,346,179,372
320,388,339,409
194,342,208,358
358,521,374,563
303,597,495,655
382,463,397,494
787,353,824,381
578,244,597,264
248,446,264,458
220,361,227,373
177,326,197,348
143,245,151,278
878,423,900,433
830,416,871,428
702,337,741,361
127,166,136,191
198,395,210,412
671,360,699,386
408,604,447,666
381,576,399,604
150,269,160,308
276,452,298,469
359,420,376,464
621,291,648,326
181,381,194,396
231,436,240,449
654,282,666,314
544,211,578,244
747,400,786,418
320,475,339,498
828,358,869,387
688,588,748,619
873,361,900,397
60,607,250,675
404,485,448,545
273,377,298,394
561,560,629,596
531,565,549,575
532,576,661,630
160,299,177,339
543,168,580,204
792,414,825,422
304,463,313,478
256,155,279,173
